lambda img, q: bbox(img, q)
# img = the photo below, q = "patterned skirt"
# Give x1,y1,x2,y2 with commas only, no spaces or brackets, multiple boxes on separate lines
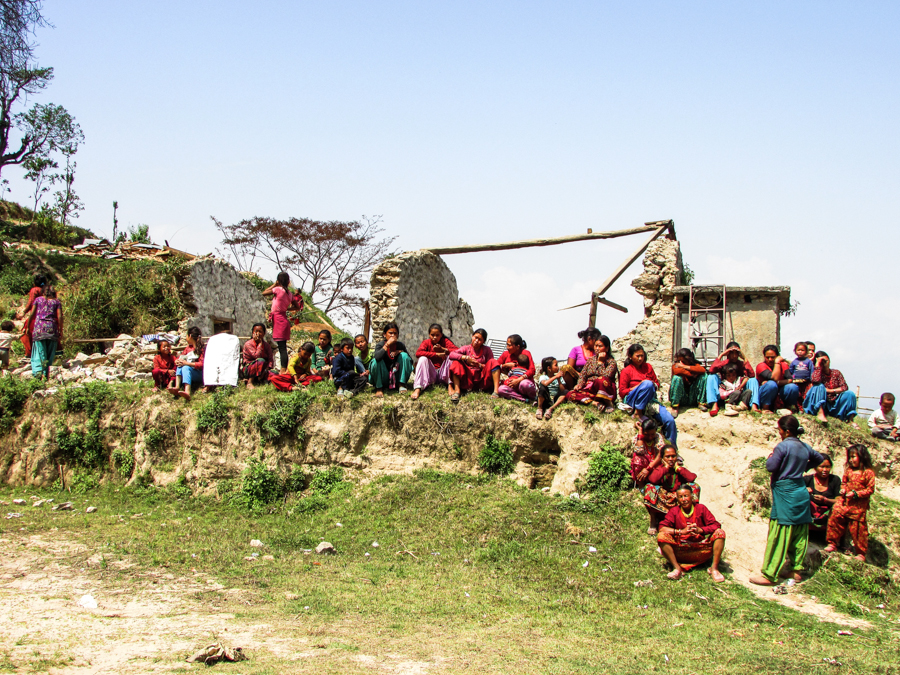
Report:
643,482,701,514
566,376,616,405
657,529,726,569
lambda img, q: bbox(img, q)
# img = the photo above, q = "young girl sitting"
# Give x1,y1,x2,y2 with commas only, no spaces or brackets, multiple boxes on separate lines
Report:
536,357,567,420
287,342,323,386
630,418,666,487
619,344,678,446
719,363,753,416
152,340,176,389
669,348,708,417
171,327,204,401
825,444,876,562
315,330,334,377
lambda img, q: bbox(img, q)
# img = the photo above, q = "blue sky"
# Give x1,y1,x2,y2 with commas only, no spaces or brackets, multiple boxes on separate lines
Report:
5,2,898,405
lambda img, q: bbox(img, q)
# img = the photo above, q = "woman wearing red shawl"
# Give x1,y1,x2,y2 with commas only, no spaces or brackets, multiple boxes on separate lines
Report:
657,485,726,581
565,335,618,412
643,445,700,535
630,418,666,487
411,323,456,400
496,334,537,402
16,274,46,358
448,328,500,403
241,323,274,388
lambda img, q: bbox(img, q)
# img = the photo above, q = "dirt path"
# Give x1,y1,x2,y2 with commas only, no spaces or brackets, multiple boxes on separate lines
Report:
675,409,871,628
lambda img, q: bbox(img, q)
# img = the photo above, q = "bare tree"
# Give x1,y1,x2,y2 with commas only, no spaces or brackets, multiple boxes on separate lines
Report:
0,0,47,72
214,214,398,323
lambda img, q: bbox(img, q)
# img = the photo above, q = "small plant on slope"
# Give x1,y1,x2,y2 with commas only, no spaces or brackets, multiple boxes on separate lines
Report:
478,435,514,476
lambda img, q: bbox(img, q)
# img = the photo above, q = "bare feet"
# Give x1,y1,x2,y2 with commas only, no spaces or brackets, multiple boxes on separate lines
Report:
708,568,725,583
748,575,776,586
647,527,658,536
177,389,191,401
671,406,679,418
374,390,384,398
246,382,255,390
823,544,837,553
411,388,421,400
667,569,684,580
854,554,866,562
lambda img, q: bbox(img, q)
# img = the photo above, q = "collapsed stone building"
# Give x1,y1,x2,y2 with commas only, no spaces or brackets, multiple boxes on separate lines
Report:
176,259,267,338
369,234,791,381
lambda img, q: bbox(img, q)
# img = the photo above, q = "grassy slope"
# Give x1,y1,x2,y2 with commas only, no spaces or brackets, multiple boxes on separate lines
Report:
2,463,899,673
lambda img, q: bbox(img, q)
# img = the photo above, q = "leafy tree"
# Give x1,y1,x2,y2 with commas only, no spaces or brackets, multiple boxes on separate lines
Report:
50,145,82,227
117,223,151,244
214,214,398,322
22,152,55,216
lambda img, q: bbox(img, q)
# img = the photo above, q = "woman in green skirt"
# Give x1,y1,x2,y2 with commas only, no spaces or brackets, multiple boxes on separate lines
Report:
750,415,824,585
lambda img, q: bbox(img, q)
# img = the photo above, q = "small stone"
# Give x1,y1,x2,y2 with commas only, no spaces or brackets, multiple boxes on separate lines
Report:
53,502,74,511
250,539,264,547
262,555,274,561
86,506,97,513
285,592,299,600
371,541,379,548
12,499,25,506
32,499,47,507
315,542,335,555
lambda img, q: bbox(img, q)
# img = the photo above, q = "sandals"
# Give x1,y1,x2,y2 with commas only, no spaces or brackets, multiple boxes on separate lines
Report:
535,409,544,420
450,393,460,404
544,410,553,420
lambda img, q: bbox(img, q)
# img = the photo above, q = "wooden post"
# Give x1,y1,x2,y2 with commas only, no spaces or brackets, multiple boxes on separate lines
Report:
588,293,598,328
593,225,669,296
362,300,371,342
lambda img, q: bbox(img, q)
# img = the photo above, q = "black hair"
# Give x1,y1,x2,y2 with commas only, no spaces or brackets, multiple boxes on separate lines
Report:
625,343,645,366
794,341,809,352
276,271,290,289
251,322,266,333
723,363,740,377
507,334,527,350
641,418,658,435
674,347,699,366
881,392,895,403
540,356,556,375
726,341,741,350
428,323,443,334
596,335,611,353
814,350,829,361
662,442,678,458
577,327,601,343
763,344,779,356
777,414,804,437
846,444,873,470
0,320,14,332
156,340,172,351
516,353,529,367
300,341,315,354
354,334,367,342
187,326,202,342
339,337,354,350
818,452,833,466
473,328,488,341
318,329,332,341
806,340,816,347
34,274,46,288
675,484,693,494
43,285,57,299
382,321,399,336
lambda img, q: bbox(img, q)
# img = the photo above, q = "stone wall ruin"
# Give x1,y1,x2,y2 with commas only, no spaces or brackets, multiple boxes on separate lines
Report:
177,259,267,339
369,250,474,347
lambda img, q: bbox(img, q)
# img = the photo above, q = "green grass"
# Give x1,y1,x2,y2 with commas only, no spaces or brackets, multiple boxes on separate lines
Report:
3,472,900,673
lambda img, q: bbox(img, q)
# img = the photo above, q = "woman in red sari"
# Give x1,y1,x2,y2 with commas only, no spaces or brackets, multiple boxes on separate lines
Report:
16,274,46,358
565,335,618,412
657,485,726,581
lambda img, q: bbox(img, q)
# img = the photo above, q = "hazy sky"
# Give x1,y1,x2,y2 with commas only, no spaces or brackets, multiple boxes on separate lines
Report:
6,2,898,407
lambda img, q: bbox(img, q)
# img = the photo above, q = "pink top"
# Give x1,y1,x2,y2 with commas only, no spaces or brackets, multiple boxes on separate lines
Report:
449,344,495,365
567,345,592,370
271,286,291,313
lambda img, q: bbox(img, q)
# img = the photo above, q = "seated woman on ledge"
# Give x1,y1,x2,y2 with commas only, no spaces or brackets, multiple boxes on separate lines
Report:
566,335,618,412
412,323,456,400
630,418,666,488
804,452,841,532
803,351,858,425
497,334,537,403
371,322,414,398
448,328,500,403
619,344,678,445
561,327,600,389
668,348,707,417
241,323,273,389
756,345,800,413
643,445,700,535
171,327,204,401
658,485,726,582
706,342,760,416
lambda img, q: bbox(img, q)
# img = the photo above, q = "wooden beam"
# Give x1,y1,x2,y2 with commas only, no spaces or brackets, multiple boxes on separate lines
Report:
588,293,598,328
558,296,628,313
424,224,660,256
594,225,668,296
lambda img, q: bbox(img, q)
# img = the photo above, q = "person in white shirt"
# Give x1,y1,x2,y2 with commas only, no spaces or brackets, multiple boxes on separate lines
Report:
0,320,15,369
869,392,899,442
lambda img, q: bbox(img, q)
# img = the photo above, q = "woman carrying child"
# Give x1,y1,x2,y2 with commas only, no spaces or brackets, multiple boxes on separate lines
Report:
643,444,700,535
262,272,302,373
668,348,707,417
756,345,800,413
561,327,600,389
152,340,177,389
371,322,414,397
630,418,666,487
496,334,537,402
241,323,273,389
536,357,567,420
706,342,760,416
411,323,456,400
565,335,618,412
825,444,875,562
718,363,754,416
804,453,841,532
619,344,678,445
170,326,205,401
28,285,62,380
448,328,500,403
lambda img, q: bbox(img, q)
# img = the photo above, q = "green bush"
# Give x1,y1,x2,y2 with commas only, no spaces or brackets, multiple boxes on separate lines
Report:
113,447,135,477
60,381,111,420
0,375,40,431
284,465,308,493
196,388,233,433
478,435,514,476
144,427,165,451
582,443,630,501
255,389,311,441
168,474,193,499
309,466,345,494
56,419,107,469
70,472,99,493
240,456,284,510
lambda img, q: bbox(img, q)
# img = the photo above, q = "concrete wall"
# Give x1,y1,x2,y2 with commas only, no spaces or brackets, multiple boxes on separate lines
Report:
725,294,781,362
369,250,474,348
178,259,267,338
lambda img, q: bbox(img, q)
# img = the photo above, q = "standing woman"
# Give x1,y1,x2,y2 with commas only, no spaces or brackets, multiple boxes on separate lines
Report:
262,272,300,373
562,327,600,389
411,323,456,400
17,274,46,358
750,415,824,586
28,285,62,380
496,334,537,402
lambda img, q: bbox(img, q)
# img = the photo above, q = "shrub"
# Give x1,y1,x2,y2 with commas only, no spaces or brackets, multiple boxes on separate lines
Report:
309,466,345,494
60,381,111,420
144,427,165,451
70,472,99,493
0,375,39,431
255,389,311,441
113,447,135,477
240,456,284,509
168,474,193,499
582,443,630,501
478,435,514,476
56,419,106,468
284,465,308,493
196,388,233,433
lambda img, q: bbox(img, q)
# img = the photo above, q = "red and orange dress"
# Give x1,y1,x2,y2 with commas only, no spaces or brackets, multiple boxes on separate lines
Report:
826,467,875,556
657,503,726,569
